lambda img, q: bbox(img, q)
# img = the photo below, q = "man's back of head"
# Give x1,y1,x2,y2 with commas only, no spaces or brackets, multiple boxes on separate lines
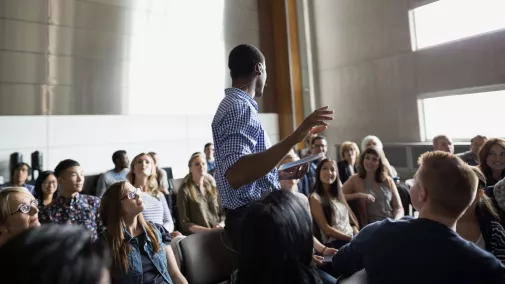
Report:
412,151,477,220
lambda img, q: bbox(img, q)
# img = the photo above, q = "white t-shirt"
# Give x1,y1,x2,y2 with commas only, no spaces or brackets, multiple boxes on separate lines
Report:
311,191,354,243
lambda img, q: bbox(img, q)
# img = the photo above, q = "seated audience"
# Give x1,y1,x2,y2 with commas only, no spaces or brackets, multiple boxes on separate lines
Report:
300,133,317,158
96,150,129,198
338,141,360,184
279,151,338,284
432,134,454,153
458,135,487,166
33,170,58,208
342,147,403,225
0,224,111,284
479,138,505,186
127,153,175,232
98,181,187,284
310,158,359,249
485,176,505,230
457,167,505,263
1,162,34,194
332,151,505,283
298,135,328,196
0,187,40,247
204,142,216,175
149,152,170,195
231,190,323,284
177,152,224,235
39,159,103,240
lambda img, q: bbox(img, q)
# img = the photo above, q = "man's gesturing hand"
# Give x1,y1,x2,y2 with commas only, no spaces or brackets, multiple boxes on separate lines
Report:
293,106,334,142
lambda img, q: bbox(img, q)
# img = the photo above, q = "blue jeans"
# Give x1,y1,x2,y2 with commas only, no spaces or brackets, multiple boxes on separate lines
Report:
318,268,337,284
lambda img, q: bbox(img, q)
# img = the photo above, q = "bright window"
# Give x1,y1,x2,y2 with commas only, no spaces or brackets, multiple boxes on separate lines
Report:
419,88,505,140
410,0,505,50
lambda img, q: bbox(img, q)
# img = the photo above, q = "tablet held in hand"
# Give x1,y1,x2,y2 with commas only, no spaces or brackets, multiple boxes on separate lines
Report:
278,152,324,172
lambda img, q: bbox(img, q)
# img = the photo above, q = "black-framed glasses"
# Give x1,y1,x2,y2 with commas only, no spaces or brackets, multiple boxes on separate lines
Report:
122,188,140,200
11,200,38,215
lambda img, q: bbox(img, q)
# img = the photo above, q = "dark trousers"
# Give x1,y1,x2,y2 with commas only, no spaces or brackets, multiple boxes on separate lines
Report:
224,205,249,252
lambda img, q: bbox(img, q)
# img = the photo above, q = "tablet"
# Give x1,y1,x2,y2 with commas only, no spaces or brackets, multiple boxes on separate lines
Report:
322,255,333,263
278,152,324,171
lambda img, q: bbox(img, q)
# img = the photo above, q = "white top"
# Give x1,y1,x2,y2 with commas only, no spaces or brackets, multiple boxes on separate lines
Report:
311,191,354,243
141,192,174,232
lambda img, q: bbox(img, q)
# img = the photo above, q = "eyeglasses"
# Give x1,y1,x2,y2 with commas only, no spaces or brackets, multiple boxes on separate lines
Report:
42,181,57,186
122,188,140,200
11,200,38,215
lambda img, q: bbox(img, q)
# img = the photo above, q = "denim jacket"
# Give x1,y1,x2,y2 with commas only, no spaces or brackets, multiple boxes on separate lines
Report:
98,222,173,284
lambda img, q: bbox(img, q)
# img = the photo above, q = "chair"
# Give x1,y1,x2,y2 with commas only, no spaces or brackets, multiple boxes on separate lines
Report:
82,174,101,196
177,229,238,284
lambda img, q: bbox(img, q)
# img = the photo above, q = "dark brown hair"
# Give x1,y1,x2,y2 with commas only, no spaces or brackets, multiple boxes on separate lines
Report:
470,166,500,221
357,147,388,183
478,138,505,184
99,181,160,272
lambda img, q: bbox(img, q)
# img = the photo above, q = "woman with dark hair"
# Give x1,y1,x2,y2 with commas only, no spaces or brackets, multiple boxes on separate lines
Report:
479,138,505,186
0,224,110,284
457,167,505,263
231,190,322,284
33,170,58,208
98,181,187,284
310,158,359,249
342,147,403,226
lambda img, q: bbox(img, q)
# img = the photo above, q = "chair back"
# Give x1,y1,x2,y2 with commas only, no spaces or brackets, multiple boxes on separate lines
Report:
338,269,368,284
177,229,238,284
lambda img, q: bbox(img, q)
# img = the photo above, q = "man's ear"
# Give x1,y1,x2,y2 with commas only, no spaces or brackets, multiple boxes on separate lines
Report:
419,185,428,202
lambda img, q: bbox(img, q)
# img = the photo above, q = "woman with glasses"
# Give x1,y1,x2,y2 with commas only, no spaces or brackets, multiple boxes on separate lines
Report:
33,171,58,208
98,181,187,284
0,187,40,246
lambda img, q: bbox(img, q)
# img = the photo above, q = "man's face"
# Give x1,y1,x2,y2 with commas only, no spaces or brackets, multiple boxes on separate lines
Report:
117,154,129,169
311,138,327,156
434,138,454,153
204,144,214,159
470,138,485,155
13,165,29,184
255,61,267,97
409,166,427,212
58,166,84,194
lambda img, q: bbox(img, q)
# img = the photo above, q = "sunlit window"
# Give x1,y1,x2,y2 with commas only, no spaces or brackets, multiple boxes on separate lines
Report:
419,88,505,140
128,0,226,115
410,0,505,50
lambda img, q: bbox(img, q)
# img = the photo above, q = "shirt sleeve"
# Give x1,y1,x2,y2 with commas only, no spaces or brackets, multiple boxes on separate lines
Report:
176,188,193,234
332,222,379,276
159,194,174,232
216,102,258,175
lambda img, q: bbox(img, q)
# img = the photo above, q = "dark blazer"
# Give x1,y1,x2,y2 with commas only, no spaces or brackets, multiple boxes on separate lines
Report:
338,160,358,184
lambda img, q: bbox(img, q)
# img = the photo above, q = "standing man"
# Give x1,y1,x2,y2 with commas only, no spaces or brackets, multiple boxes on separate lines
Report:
96,150,129,198
212,44,333,249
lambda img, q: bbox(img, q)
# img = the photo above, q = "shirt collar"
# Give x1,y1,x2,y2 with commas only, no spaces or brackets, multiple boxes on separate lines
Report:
57,193,81,205
122,221,153,244
225,88,258,111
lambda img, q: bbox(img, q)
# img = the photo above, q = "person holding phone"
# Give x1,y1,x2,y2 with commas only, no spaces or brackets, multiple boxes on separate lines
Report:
212,44,334,250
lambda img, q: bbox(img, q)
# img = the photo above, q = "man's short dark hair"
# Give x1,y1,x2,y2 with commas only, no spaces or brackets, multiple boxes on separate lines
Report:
204,142,213,149
112,150,127,163
311,136,326,145
54,159,80,177
0,224,110,284
11,162,30,179
228,44,265,80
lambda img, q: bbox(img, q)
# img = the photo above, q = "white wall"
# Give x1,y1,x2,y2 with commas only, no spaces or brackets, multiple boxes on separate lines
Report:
0,113,279,180
0,0,282,181
311,0,505,160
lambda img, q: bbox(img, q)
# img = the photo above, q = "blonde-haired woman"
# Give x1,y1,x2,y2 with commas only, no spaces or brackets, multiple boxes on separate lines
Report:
98,181,187,284
0,187,40,246
177,152,224,235
338,141,360,184
127,153,174,232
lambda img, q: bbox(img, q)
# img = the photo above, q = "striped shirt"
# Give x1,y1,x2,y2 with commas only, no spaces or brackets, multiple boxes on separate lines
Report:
140,192,174,232
489,221,505,264
212,88,280,209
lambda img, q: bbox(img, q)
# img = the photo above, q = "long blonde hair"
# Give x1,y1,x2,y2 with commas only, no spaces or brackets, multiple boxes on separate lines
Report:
99,181,160,272
179,152,217,202
127,153,160,198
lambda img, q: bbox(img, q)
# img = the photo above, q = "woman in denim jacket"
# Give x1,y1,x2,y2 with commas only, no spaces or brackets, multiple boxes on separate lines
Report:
98,181,187,284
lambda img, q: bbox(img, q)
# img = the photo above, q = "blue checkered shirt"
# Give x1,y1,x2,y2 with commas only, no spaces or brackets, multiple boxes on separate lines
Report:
212,88,280,209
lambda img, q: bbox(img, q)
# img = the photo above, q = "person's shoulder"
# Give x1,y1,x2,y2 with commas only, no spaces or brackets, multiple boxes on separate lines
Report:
360,217,415,236
81,194,101,205
309,191,322,202
337,160,347,167
294,191,309,203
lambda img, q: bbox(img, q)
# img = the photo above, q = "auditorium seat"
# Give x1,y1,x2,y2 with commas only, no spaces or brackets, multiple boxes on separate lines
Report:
82,174,101,196
177,229,238,284
337,269,367,284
